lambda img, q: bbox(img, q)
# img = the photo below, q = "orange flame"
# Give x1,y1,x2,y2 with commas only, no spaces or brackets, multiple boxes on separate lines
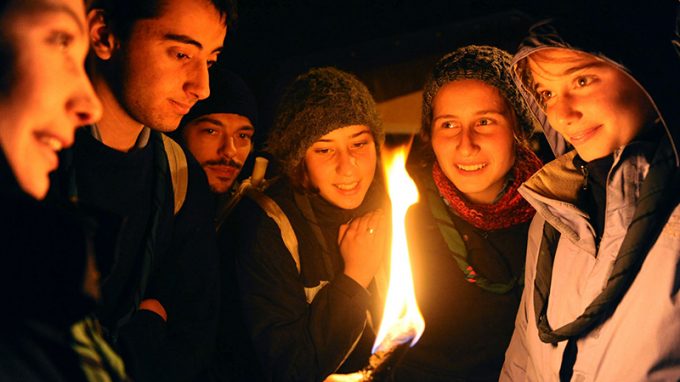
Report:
372,144,425,354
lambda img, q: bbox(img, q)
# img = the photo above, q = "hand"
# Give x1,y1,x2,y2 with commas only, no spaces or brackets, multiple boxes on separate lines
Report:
338,209,387,288
139,298,168,322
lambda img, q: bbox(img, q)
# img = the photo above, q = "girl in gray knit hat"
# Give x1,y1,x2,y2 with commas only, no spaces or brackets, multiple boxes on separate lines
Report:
393,45,543,381
220,67,388,381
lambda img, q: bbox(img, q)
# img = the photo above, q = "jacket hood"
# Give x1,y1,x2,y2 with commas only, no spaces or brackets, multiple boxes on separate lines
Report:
511,1,680,165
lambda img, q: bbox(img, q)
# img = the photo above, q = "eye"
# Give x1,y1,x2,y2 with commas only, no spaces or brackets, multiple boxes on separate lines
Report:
477,118,493,126
442,121,458,129
537,89,554,105
176,52,191,60
237,132,252,140
202,128,218,135
314,148,332,155
352,140,369,149
47,31,74,51
575,76,594,88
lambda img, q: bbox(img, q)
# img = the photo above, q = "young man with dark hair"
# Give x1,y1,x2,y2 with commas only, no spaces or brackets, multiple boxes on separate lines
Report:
49,0,234,380
501,2,680,381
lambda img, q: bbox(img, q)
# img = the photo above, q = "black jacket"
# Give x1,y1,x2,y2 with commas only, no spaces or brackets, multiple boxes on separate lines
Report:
218,178,386,382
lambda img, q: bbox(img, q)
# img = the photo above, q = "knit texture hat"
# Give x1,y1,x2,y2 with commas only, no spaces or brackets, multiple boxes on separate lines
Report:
181,69,258,128
266,67,384,175
421,45,535,144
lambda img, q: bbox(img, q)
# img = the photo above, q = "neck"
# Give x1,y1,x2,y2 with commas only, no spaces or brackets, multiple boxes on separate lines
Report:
92,75,144,152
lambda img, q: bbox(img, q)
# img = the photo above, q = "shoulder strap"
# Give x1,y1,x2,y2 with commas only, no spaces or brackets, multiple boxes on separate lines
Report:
160,134,188,215
245,188,301,273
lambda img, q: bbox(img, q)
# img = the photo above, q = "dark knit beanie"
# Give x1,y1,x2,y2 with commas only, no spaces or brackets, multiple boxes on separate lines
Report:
421,45,535,144
266,67,384,175
181,69,258,128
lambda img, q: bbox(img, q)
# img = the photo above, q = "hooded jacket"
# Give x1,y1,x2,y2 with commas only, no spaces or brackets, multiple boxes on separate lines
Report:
502,2,680,381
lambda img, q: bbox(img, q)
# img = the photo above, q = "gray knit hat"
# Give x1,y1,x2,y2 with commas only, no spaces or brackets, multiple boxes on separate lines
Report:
266,67,384,175
421,45,535,144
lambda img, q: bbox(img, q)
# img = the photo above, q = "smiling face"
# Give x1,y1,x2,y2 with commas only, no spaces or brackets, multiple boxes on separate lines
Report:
0,0,102,199
304,125,377,210
431,80,517,204
91,0,227,132
527,48,655,162
182,113,254,194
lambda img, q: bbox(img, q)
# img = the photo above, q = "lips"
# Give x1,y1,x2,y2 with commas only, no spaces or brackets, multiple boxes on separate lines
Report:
568,125,602,144
206,165,238,178
35,131,68,171
169,99,193,115
334,181,361,194
456,163,487,172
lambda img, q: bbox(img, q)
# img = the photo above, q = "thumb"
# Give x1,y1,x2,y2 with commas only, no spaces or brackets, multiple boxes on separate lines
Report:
338,222,350,245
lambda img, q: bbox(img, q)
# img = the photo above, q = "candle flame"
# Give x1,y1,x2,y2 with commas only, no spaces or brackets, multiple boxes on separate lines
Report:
372,144,425,354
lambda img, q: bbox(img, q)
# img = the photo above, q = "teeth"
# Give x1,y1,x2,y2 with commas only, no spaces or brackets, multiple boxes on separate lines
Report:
335,182,358,190
39,135,63,151
457,163,486,171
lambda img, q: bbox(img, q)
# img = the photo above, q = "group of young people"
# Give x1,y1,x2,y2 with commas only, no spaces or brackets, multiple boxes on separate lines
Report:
1,0,678,381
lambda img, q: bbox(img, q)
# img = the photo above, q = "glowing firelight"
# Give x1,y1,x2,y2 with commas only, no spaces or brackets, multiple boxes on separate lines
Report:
372,145,425,354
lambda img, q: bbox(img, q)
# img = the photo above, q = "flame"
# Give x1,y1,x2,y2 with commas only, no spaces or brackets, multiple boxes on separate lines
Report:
372,145,425,354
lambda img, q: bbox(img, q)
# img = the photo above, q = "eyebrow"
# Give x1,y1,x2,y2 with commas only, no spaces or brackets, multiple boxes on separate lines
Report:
433,110,505,122
164,33,223,54
315,129,371,143
194,116,255,131
25,1,85,34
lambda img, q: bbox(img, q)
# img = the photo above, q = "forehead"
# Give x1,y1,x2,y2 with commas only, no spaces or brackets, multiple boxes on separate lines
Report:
526,48,605,80
187,113,254,129
435,79,509,110
315,124,371,141
3,0,85,27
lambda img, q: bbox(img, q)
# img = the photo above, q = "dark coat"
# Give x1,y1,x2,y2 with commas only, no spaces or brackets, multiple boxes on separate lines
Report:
217,178,386,382
394,164,528,382
49,129,220,382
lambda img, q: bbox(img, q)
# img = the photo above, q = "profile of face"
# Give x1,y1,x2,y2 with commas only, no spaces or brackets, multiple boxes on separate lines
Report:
527,48,655,162
431,79,517,204
0,0,102,199
183,113,254,194
89,0,227,131
304,125,377,210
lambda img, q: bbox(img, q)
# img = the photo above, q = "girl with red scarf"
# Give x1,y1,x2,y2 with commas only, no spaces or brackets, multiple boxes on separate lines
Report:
393,45,543,382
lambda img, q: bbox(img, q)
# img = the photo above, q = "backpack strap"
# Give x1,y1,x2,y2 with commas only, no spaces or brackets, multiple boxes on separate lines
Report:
245,188,301,273
244,188,330,303
160,134,188,215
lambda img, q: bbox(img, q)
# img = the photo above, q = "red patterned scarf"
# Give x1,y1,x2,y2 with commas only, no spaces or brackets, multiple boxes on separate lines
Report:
432,144,543,231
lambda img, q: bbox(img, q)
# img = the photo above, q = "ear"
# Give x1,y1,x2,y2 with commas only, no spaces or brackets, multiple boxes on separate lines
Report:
87,9,117,61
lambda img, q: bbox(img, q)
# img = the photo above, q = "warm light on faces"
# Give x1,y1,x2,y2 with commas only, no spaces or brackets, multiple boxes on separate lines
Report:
431,80,516,204
304,125,377,210
183,113,254,194
92,0,228,132
0,0,102,199
527,48,655,162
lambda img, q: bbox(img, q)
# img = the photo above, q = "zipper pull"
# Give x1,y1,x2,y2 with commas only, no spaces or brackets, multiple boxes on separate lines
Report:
579,165,589,191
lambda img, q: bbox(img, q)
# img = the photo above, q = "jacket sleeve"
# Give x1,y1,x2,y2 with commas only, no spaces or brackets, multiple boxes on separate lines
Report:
500,214,545,381
233,201,371,382
116,156,220,382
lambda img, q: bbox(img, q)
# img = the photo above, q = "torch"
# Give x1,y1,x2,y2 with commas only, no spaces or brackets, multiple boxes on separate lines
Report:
326,145,425,382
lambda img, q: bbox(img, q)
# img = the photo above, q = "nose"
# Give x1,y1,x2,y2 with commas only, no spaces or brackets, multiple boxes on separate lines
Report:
336,149,357,177
185,61,211,101
548,93,582,128
67,66,102,129
456,128,479,157
220,134,238,159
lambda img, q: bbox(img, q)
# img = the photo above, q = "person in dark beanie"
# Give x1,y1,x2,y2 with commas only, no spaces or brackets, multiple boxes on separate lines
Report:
218,67,389,381
388,45,542,382
502,2,680,381
176,69,258,216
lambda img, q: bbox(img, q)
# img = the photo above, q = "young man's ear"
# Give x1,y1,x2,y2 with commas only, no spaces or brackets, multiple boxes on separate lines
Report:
87,9,117,60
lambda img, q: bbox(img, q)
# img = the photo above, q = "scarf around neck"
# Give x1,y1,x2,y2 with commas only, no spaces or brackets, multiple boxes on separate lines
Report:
433,144,542,231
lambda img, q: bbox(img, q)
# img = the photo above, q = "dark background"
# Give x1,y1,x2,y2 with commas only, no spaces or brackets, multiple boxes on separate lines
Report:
214,0,585,150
